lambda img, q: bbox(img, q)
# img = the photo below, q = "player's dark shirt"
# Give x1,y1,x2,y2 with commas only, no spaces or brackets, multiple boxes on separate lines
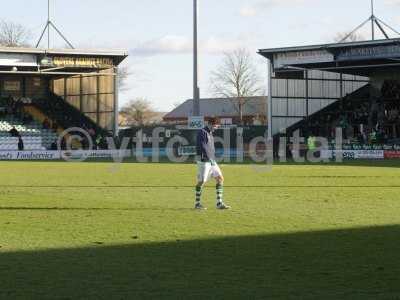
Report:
196,126,216,162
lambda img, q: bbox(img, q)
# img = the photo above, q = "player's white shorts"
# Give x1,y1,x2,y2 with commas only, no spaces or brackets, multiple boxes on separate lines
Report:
197,161,223,183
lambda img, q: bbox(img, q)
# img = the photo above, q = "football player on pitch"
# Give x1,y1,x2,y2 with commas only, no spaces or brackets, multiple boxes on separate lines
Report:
195,117,230,210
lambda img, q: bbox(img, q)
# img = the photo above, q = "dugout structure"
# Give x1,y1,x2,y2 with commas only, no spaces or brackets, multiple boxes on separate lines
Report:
259,38,400,137
0,47,127,134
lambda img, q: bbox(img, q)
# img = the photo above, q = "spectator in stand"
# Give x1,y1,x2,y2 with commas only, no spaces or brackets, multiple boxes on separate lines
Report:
307,134,316,152
95,135,102,150
99,136,108,150
339,116,349,139
370,130,377,144
88,127,96,137
79,133,89,149
356,132,363,144
360,130,368,144
52,121,59,131
9,126,20,137
86,128,96,149
377,127,387,144
61,137,66,150
273,135,280,159
377,104,385,126
388,107,399,122
50,140,58,150
18,137,24,151
42,118,50,129
22,112,33,125
382,80,400,99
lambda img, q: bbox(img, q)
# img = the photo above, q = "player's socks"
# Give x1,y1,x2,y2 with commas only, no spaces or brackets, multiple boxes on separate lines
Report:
195,186,202,203
216,183,223,204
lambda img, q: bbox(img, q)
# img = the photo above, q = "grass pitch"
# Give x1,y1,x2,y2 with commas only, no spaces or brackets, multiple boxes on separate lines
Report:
1,161,400,299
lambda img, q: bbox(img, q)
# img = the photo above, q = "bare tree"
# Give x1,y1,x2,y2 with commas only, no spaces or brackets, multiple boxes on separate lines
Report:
210,48,264,124
334,31,365,43
0,20,31,47
118,65,131,92
119,98,159,126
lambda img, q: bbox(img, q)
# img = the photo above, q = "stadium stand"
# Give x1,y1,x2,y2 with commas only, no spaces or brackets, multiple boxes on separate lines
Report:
32,92,106,137
0,95,59,150
281,78,400,147
259,39,400,148
0,115,58,150
286,84,371,141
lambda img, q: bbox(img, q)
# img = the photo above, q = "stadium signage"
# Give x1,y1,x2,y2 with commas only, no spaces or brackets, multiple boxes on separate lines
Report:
178,146,197,156
188,116,205,130
0,53,37,67
341,144,400,151
3,80,21,92
62,150,131,159
50,56,114,68
0,151,59,160
322,150,384,160
353,150,384,159
0,150,131,160
273,50,334,68
384,151,400,159
337,45,400,61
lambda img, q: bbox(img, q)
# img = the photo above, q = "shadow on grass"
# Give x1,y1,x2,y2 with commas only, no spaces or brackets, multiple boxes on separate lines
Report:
1,225,400,299
2,184,400,189
269,159,400,168
0,207,193,212
4,158,400,168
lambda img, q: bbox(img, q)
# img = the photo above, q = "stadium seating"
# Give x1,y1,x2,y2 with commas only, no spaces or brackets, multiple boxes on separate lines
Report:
33,93,107,136
283,80,400,145
285,84,371,141
0,115,58,150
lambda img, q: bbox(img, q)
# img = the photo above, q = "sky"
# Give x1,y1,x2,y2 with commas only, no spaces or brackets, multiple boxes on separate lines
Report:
1,0,400,112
